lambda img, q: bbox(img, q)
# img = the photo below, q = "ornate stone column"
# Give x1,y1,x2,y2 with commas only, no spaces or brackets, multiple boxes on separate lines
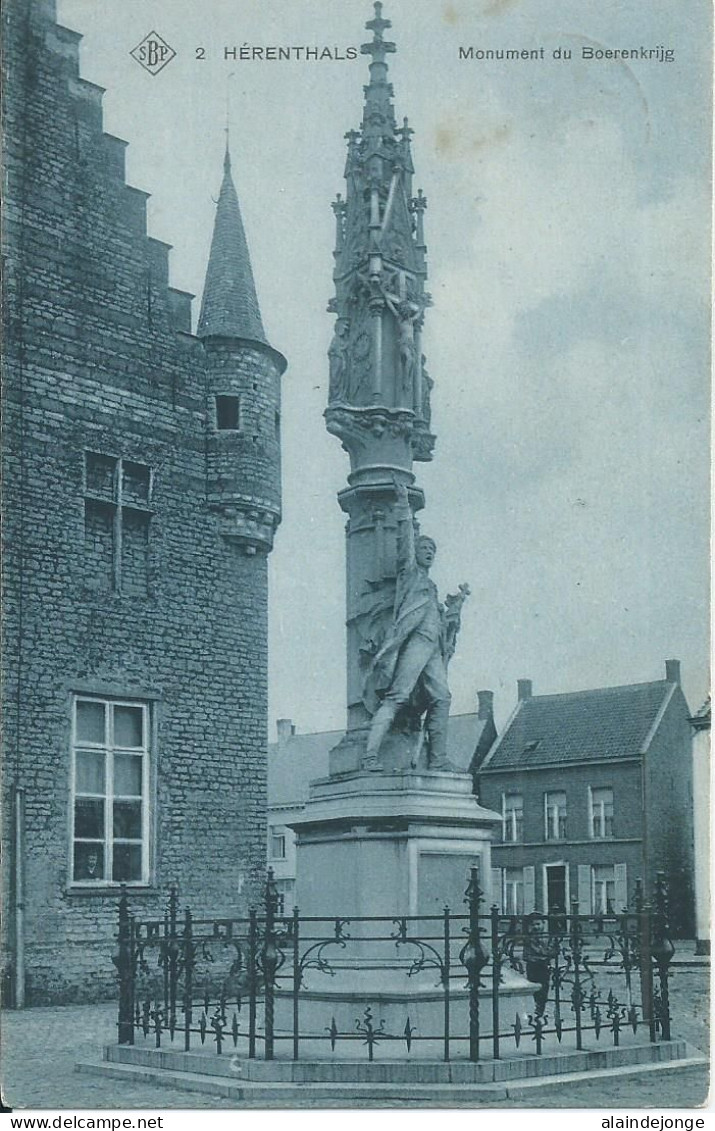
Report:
285,8,507,1033
325,2,438,774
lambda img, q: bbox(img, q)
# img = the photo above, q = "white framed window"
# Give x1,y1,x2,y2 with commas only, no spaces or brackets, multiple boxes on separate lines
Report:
504,868,524,915
502,793,523,842
545,791,567,845
71,696,150,885
274,879,293,917
270,829,286,860
544,791,567,840
589,787,614,838
592,866,616,915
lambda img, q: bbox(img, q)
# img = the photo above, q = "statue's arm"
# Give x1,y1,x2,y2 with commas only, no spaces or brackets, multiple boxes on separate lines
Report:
394,481,415,571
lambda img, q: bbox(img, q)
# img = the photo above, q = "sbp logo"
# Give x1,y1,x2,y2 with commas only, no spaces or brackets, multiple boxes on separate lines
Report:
130,31,177,75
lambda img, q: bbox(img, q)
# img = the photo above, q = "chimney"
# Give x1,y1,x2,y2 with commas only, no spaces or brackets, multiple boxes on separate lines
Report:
276,718,295,745
517,679,533,702
477,690,494,720
665,659,681,684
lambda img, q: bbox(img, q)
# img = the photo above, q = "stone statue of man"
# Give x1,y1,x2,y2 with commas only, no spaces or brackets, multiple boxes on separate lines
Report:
363,479,468,770
383,293,419,397
327,318,350,402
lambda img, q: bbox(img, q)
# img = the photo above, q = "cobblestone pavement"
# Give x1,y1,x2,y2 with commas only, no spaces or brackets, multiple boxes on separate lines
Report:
2,965,709,1111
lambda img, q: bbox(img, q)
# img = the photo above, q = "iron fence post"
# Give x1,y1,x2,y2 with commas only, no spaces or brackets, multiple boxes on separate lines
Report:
651,872,674,1041
460,866,488,1063
168,886,178,1039
570,896,583,1051
262,869,279,1060
292,905,300,1061
443,905,450,1063
117,885,134,1045
248,908,258,1059
162,906,169,1018
183,906,193,1052
635,879,656,1042
491,904,501,1060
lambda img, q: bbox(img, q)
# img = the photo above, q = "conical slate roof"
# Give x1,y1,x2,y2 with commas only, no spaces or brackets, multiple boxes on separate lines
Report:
197,148,268,344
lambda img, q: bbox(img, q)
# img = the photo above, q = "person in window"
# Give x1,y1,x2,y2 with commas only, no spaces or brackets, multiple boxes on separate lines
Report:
523,913,551,1018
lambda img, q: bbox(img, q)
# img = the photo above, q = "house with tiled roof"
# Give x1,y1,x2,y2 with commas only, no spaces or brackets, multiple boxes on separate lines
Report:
476,661,695,935
267,693,497,913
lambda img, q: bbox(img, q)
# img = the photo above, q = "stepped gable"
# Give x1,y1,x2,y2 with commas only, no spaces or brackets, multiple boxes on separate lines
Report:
6,0,196,337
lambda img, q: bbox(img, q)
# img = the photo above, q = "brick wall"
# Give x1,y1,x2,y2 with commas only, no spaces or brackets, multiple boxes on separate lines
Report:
480,761,645,913
645,688,696,935
2,0,281,1002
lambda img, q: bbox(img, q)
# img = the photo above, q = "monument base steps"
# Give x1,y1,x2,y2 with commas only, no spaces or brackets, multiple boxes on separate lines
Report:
75,1040,697,1105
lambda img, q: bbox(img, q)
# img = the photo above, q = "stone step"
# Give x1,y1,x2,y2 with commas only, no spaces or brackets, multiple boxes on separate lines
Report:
75,1051,707,1107
104,1037,688,1084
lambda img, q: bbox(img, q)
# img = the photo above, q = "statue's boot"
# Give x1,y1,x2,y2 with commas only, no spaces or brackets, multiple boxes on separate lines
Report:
425,699,451,769
363,702,398,769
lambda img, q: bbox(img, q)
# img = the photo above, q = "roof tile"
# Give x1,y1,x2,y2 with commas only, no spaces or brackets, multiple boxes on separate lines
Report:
197,149,268,344
483,681,671,771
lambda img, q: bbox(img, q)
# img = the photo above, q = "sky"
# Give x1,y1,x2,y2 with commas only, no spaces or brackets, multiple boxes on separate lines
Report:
58,0,711,736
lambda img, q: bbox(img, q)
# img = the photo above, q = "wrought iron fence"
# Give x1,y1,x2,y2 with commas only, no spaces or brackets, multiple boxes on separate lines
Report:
114,868,675,1062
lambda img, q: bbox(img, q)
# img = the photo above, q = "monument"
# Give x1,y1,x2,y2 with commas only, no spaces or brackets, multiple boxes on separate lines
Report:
288,2,509,1034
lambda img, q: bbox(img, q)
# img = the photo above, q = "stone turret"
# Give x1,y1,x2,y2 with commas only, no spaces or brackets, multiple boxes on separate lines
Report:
199,146,286,554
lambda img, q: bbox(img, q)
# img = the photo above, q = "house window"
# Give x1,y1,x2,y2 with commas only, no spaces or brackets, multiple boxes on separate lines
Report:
215,395,241,431
544,791,567,840
502,793,523,842
71,696,150,885
590,787,614,838
504,868,524,915
270,829,286,860
593,866,616,915
84,453,152,595
274,879,292,917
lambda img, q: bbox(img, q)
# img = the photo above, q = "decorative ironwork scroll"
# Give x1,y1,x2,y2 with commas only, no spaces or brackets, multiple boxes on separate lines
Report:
115,870,675,1064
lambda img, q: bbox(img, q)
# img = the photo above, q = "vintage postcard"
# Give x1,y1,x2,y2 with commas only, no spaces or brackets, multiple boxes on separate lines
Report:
1,0,711,1117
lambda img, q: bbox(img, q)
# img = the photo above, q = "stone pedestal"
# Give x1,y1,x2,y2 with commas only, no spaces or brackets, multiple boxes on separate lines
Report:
291,768,499,917
283,770,535,1042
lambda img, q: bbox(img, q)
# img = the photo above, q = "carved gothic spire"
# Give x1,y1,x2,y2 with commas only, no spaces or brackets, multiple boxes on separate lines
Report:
198,144,269,344
327,3,435,464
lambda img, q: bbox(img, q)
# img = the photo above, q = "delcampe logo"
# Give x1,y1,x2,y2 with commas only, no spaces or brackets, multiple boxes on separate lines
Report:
130,31,177,75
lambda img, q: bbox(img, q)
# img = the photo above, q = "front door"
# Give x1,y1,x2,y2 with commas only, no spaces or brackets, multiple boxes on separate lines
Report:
545,864,567,933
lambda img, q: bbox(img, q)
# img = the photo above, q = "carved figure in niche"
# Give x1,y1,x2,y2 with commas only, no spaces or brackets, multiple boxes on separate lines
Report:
328,318,350,403
383,293,420,396
363,478,470,769
349,321,373,404
420,354,433,426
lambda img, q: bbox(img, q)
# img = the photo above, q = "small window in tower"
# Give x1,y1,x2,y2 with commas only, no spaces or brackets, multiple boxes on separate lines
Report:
215,395,241,431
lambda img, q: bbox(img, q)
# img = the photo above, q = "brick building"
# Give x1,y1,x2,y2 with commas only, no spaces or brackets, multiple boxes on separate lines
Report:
476,661,695,935
2,0,285,1003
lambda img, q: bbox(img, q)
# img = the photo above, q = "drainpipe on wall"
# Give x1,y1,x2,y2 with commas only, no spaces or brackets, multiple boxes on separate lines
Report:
14,786,25,1009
